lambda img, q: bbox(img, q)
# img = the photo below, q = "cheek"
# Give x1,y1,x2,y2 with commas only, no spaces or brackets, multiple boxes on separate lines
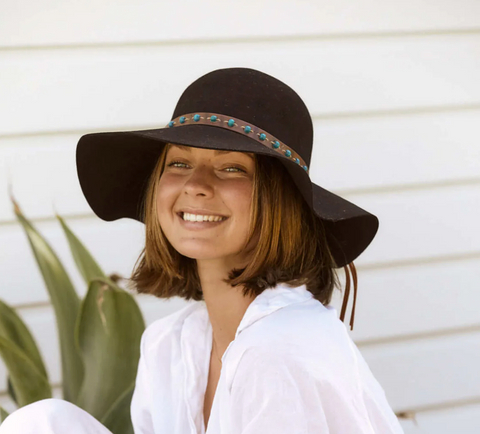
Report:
223,182,253,213
156,176,179,214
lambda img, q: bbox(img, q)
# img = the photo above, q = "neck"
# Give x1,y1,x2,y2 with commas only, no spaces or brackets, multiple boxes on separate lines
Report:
197,259,257,360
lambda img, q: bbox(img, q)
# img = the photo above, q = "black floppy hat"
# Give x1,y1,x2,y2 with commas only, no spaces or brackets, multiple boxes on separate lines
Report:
76,67,379,327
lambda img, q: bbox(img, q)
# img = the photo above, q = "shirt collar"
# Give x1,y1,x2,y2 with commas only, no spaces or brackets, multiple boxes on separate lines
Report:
197,281,314,339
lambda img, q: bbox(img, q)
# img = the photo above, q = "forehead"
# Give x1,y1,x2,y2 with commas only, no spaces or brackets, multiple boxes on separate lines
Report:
168,144,254,160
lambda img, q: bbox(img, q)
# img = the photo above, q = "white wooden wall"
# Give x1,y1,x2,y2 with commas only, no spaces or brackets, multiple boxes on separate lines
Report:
1,1,480,432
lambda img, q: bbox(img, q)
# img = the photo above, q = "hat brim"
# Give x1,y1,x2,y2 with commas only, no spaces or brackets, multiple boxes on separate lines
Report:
76,124,378,267
311,183,379,267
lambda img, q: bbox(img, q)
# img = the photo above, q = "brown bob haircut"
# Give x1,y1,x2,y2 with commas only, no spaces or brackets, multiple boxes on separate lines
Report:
127,143,356,313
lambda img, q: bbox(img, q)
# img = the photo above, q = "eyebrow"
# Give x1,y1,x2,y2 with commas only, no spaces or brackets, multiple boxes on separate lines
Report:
170,144,254,160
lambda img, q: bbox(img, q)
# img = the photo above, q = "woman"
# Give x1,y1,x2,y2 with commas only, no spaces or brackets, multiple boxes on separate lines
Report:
0,68,404,433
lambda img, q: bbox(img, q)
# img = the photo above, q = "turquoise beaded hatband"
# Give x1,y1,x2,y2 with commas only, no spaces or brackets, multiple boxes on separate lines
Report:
167,112,309,174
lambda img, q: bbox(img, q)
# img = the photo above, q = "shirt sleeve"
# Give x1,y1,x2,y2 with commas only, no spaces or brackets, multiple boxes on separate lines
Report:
228,346,389,434
130,330,155,434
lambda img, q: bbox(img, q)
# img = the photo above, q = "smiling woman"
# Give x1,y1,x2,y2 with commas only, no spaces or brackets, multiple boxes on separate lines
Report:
1,67,403,434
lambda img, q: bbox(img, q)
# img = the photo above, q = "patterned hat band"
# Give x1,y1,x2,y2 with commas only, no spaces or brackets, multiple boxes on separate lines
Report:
167,112,309,174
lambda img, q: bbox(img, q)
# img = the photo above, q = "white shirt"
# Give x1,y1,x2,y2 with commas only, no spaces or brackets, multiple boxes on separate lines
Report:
130,282,405,434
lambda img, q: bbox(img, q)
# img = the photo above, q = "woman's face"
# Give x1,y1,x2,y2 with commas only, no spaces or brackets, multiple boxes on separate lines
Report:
156,144,257,263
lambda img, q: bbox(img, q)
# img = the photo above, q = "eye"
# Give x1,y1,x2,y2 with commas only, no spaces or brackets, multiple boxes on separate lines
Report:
167,160,245,173
167,160,188,169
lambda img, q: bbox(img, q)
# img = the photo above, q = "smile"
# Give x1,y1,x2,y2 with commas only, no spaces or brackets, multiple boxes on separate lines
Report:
176,212,229,230
180,212,227,222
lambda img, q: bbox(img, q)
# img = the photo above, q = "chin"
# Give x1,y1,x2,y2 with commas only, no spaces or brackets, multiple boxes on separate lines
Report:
174,245,224,260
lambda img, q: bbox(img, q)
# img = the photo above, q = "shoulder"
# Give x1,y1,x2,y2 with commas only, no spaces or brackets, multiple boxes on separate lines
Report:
242,296,341,339
240,298,354,363
231,299,360,386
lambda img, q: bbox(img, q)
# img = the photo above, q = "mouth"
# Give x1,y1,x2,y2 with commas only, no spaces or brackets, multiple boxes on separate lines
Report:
176,211,228,222
176,212,229,230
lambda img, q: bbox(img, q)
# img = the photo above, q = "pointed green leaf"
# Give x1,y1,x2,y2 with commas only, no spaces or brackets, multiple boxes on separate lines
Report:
56,214,107,286
0,406,9,423
0,299,48,380
10,196,84,403
100,382,135,434
7,376,17,406
0,337,51,407
74,277,145,420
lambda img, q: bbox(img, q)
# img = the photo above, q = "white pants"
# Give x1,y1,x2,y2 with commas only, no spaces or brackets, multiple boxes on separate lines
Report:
0,399,114,434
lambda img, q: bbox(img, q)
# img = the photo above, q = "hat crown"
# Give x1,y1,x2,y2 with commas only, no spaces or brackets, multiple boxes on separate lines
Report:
171,67,314,166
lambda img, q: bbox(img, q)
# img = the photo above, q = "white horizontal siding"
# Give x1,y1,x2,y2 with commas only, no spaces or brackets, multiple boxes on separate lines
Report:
329,256,480,340
1,2,479,430
2,0,480,48
359,330,480,410
1,33,480,136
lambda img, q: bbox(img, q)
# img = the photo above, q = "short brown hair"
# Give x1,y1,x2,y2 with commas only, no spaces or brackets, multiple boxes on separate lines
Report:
126,143,347,307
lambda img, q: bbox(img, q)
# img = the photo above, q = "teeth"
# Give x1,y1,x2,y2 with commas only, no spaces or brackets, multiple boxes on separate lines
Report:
182,213,226,222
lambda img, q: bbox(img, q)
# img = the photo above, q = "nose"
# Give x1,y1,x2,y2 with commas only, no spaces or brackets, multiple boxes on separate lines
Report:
182,164,216,196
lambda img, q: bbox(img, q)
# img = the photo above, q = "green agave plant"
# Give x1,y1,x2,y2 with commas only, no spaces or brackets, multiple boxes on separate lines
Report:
0,194,146,434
